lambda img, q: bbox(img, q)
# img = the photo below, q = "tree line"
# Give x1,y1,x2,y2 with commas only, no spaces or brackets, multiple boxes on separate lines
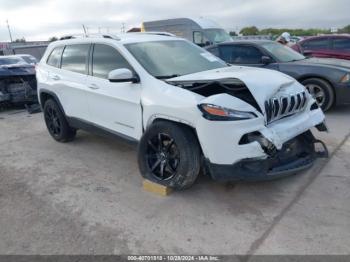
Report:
233,25,350,36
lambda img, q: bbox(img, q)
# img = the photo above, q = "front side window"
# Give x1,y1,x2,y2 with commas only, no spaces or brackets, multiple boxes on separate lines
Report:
203,29,232,44
61,44,90,74
333,38,350,51
302,38,330,50
125,40,226,78
92,44,132,79
47,46,64,68
262,42,305,62
220,45,263,64
207,47,220,57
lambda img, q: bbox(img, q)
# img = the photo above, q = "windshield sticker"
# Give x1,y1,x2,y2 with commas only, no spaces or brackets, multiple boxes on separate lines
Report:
200,52,219,62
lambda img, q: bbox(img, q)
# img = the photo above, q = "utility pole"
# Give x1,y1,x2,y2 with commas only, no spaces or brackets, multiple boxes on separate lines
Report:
121,23,125,33
6,20,13,42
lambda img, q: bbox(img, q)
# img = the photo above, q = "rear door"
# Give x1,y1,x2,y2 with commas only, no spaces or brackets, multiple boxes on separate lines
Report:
85,43,142,140
41,44,91,121
300,37,331,58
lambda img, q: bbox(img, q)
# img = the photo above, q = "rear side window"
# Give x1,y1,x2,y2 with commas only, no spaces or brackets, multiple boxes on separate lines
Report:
333,38,350,51
220,45,263,64
47,46,64,67
61,44,90,74
302,38,330,50
92,44,132,79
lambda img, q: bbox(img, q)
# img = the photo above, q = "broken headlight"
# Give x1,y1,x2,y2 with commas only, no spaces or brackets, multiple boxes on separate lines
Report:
198,104,257,121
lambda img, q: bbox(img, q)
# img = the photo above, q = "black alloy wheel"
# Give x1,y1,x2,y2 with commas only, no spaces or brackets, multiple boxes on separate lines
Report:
146,132,180,181
45,104,62,137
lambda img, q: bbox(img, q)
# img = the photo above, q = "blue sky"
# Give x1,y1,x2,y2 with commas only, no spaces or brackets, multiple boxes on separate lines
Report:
0,0,349,41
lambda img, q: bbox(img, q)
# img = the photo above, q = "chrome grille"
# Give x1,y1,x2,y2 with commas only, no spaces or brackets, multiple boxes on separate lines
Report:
265,91,308,124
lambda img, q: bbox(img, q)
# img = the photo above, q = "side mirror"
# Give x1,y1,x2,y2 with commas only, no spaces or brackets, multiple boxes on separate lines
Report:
193,31,204,45
261,56,272,65
108,68,139,83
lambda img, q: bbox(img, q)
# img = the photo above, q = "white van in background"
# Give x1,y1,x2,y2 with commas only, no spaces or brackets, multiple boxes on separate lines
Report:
141,18,232,46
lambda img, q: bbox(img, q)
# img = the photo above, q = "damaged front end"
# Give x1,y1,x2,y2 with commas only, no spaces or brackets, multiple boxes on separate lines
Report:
167,77,260,112
0,65,37,110
206,131,328,182
167,72,329,182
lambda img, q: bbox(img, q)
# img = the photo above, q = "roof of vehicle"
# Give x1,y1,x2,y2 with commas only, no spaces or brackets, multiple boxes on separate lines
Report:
50,33,183,48
0,55,32,67
300,34,350,42
143,17,222,29
190,18,223,29
0,55,27,61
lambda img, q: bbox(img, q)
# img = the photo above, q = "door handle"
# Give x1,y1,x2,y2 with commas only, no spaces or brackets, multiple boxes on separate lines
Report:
88,83,100,90
51,75,60,81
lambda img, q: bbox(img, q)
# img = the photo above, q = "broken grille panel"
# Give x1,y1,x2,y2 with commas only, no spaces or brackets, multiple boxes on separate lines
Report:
265,91,308,125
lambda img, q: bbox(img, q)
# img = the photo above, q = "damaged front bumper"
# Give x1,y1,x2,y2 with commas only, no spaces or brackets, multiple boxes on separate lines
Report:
206,131,328,182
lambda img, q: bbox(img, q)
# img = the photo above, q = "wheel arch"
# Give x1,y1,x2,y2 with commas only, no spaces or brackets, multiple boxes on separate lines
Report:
39,89,66,116
147,117,204,155
297,75,336,107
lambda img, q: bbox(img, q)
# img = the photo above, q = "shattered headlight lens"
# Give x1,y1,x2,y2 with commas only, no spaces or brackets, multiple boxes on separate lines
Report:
198,104,257,121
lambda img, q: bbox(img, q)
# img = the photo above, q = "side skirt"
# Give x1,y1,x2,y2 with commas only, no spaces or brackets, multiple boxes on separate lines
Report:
67,117,139,147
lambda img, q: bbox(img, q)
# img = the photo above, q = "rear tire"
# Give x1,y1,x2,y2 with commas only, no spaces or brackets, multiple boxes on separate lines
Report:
43,99,76,142
138,121,201,190
302,78,334,111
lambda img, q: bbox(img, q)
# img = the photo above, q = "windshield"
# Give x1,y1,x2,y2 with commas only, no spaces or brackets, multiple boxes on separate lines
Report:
0,57,26,66
204,29,232,44
125,40,226,78
262,42,305,62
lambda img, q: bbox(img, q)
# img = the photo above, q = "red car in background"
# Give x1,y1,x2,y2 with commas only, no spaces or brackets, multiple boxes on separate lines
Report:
291,35,350,60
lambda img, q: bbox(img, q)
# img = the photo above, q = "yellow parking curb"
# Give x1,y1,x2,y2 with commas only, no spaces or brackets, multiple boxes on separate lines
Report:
143,180,172,196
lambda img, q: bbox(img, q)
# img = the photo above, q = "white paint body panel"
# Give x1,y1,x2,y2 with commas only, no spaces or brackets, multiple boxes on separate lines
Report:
37,35,326,166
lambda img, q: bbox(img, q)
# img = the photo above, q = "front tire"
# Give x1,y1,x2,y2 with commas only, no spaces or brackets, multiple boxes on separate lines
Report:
302,78,334,111
43,99,76,142
138,121,201,190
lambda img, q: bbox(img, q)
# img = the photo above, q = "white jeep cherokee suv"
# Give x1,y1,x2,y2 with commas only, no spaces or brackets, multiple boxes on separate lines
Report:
37,33,328,189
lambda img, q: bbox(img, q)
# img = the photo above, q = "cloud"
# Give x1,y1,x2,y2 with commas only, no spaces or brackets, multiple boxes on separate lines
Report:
0,0,349,41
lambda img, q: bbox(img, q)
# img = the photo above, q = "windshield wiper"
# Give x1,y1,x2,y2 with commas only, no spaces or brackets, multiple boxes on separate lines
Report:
155,74,181,79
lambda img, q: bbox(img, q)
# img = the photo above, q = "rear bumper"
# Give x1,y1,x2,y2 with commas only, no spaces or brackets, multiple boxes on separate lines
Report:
206,131,328,182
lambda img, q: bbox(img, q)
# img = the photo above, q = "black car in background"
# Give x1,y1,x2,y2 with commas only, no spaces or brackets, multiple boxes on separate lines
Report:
0,56,37,109
206,40,350,111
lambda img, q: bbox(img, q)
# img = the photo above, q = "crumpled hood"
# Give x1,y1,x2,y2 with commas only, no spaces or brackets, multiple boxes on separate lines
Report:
168,66,305,112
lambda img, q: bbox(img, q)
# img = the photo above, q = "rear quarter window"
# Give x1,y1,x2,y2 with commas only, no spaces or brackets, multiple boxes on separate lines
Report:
61,44,90,74
333,38,350,51
46,46,64,67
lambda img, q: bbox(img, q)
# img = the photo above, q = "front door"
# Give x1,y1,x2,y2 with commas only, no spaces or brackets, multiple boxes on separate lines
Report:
85,43,143,140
